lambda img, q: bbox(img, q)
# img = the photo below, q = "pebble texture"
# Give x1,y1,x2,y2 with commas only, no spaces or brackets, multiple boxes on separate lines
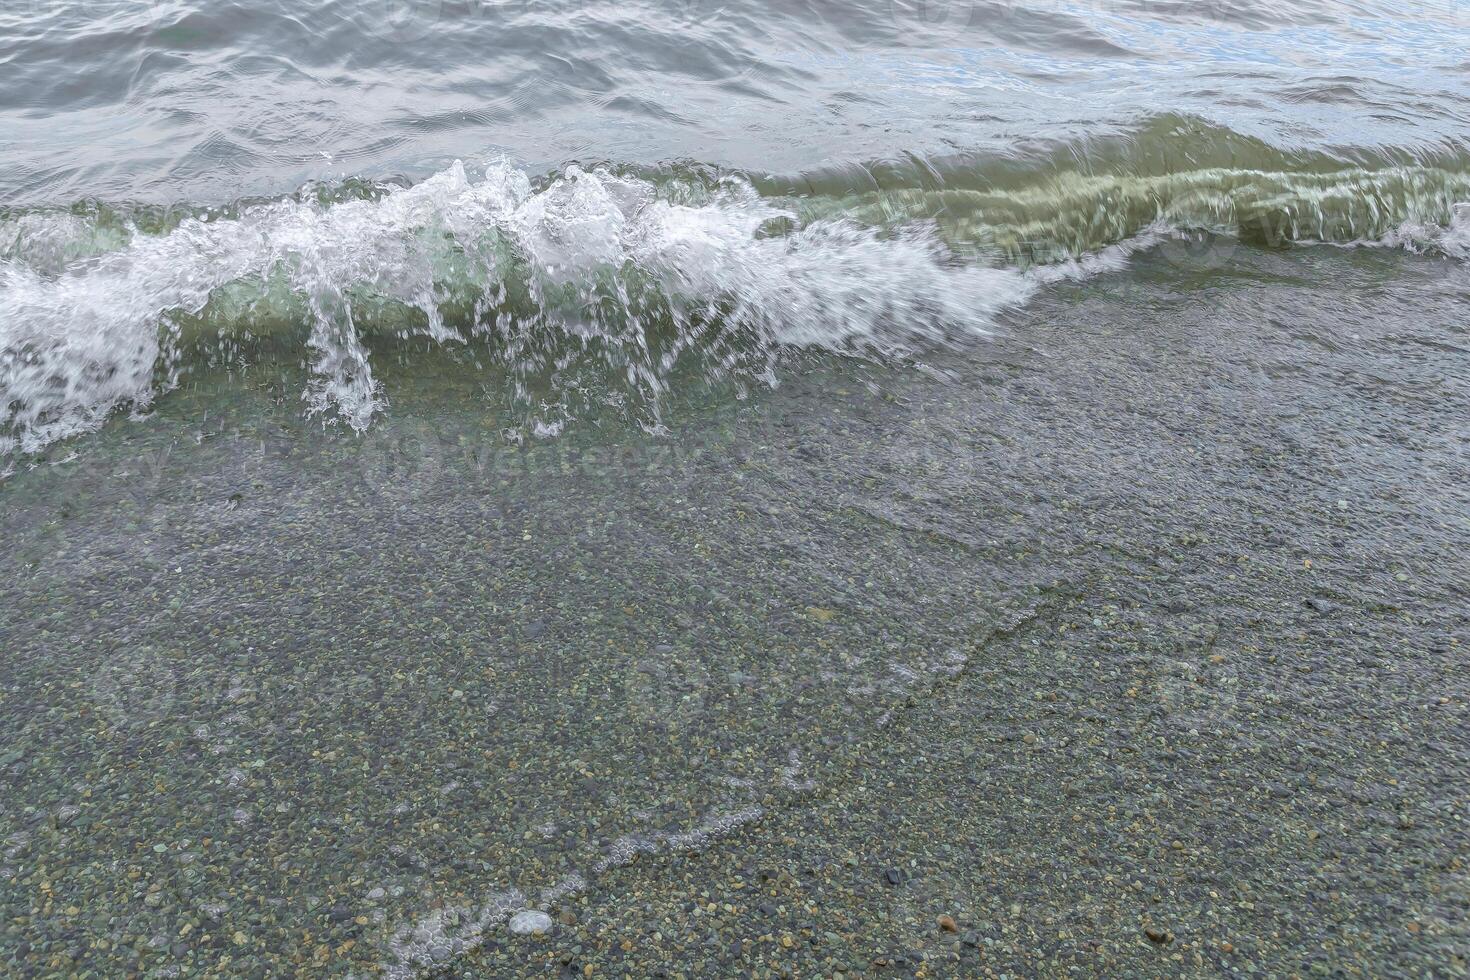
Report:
0,244,1465,976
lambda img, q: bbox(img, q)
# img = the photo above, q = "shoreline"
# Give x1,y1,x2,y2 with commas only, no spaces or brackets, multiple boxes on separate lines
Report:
1,241,1466,976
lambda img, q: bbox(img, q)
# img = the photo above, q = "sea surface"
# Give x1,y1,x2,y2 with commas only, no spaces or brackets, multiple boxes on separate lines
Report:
1,1,1468,976
3,0,1470,453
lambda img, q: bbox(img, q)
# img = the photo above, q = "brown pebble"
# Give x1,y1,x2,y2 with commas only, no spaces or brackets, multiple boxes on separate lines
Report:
1144,926,1173,945
938,914,958,933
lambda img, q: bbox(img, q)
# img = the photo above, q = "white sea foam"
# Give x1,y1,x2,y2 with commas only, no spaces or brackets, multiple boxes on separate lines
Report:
1357,201,1470,259
3,159,1468,457
0,160,1033,455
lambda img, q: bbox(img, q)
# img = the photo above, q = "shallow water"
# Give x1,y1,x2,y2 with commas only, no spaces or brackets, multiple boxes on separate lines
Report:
3,241,1468,974
1,0,1469,975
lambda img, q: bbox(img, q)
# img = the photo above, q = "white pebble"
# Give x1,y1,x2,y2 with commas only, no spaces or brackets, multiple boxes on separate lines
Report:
508,909,552,935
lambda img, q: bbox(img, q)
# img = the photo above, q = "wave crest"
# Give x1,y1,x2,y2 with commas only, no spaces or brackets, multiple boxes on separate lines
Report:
0,160,1030,454
3,139,1469,456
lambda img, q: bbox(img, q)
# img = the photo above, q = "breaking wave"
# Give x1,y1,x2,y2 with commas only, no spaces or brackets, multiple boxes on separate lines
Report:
3,126,1469,455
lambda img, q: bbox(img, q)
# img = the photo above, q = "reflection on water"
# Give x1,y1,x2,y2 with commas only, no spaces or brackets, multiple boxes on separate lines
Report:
1,0,1468,202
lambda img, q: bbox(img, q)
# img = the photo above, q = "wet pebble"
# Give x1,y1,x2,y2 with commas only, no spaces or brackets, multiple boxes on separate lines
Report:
1144,926,1173,945
509,909,552,936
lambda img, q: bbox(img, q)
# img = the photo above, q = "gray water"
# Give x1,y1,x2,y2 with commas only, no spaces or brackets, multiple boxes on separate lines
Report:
1,1,1469,977
4,0,1470,454
4,0,1470,202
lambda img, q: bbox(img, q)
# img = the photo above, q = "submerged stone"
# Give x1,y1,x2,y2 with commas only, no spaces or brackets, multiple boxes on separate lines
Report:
508,909,552,936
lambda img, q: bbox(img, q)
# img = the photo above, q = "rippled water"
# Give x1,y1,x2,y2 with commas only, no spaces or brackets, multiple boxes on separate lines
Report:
4,2,1470,976
3,0,1470,455
5,0,1470,202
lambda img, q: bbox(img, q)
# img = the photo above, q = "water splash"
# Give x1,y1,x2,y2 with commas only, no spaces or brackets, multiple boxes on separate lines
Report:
3,143,1469,457
0,159,1030,455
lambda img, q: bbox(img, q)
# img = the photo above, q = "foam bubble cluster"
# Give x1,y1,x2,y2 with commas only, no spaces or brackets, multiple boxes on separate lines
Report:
0,160,1029,455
